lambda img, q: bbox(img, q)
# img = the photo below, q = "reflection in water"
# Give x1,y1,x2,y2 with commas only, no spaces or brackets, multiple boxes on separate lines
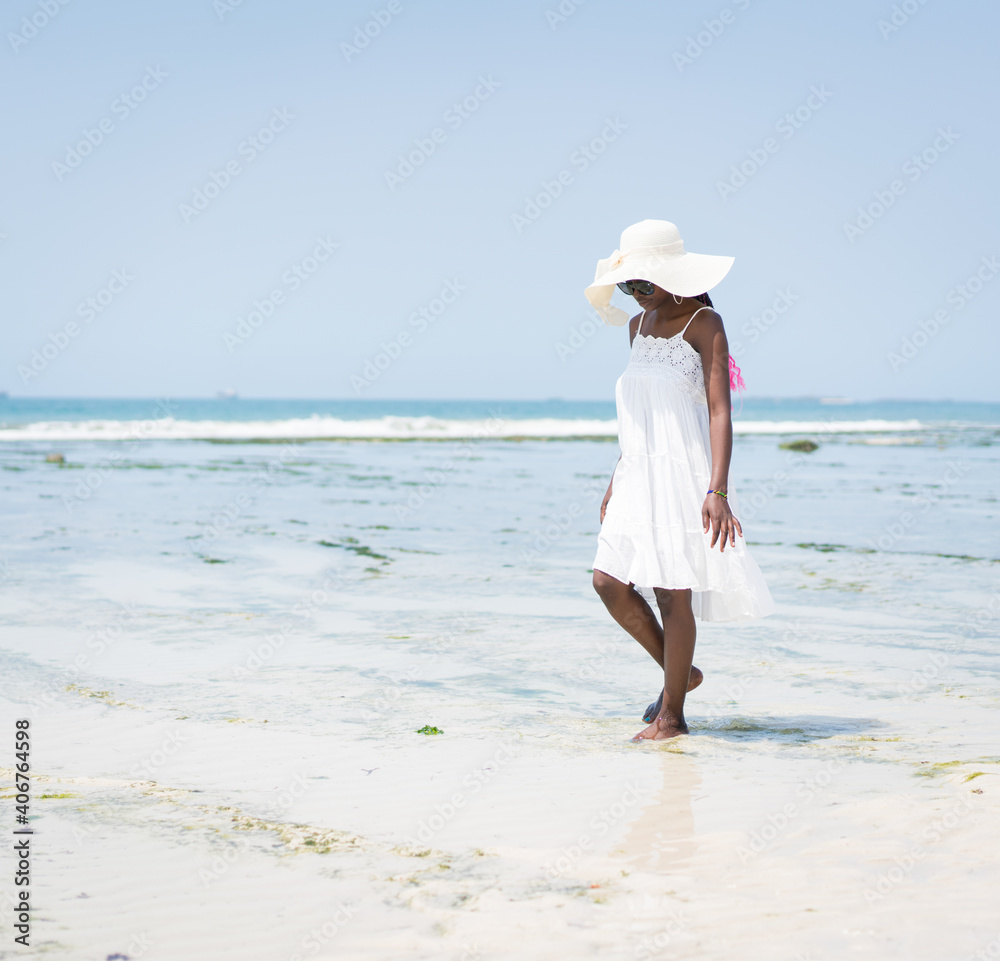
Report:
613,751,701,872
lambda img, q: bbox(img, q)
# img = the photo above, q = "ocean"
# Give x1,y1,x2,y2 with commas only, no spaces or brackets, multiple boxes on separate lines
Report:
2,396,999,441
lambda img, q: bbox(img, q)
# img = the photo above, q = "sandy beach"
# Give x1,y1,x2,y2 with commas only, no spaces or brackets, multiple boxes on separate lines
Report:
1,412,999,959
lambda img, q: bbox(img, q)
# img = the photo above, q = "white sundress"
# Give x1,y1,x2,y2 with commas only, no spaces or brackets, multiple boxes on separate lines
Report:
593,307,775,622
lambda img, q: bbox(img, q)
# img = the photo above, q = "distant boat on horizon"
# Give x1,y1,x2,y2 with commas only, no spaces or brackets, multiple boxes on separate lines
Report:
216,388,239,400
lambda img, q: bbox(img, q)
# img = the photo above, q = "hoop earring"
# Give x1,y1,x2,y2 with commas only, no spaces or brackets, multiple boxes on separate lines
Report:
672,293,683,305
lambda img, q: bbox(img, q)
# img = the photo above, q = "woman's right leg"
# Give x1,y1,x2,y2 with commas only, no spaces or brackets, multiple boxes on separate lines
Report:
592,569,666,665
592,570,703,714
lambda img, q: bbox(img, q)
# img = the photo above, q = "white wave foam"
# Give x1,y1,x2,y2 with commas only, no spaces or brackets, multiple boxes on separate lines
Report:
732,418,927,435
0,415,932,442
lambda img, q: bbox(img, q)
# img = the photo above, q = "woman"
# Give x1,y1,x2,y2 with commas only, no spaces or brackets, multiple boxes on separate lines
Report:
584,219,775,741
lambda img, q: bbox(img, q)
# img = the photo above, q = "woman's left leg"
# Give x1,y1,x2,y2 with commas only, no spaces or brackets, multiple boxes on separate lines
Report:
632,588,696,740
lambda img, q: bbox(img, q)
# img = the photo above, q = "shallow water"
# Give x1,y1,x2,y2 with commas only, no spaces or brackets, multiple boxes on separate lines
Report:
1,428,998,959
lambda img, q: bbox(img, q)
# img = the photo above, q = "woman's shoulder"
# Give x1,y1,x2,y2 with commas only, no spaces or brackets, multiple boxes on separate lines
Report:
692,304,723,323
689,306,725,334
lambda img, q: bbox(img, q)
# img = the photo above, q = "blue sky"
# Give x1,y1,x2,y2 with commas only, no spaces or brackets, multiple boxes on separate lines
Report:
2,0,998,401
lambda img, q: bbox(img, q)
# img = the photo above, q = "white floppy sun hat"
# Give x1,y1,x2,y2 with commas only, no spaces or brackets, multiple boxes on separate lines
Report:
584,219,735,326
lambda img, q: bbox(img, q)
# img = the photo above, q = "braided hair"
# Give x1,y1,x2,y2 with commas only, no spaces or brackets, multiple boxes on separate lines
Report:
694,291,714,308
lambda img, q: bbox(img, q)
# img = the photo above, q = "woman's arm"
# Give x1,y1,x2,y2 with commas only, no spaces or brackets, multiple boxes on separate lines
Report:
600,454,620,523
688,311,743,551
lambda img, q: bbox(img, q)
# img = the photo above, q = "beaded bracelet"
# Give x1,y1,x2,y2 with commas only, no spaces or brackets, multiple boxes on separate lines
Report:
706,489,728,498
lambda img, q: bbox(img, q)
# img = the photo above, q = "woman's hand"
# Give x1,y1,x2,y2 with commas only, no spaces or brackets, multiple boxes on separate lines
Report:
601,458,620,524
702,492,742,551
600,487,612,524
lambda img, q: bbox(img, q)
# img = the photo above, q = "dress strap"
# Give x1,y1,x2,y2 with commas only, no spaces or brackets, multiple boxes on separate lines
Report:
637,309,647,337
680,304,712,337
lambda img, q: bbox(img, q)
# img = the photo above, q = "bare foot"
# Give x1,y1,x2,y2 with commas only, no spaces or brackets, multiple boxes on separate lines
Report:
642,666,703,722
631,715,689,741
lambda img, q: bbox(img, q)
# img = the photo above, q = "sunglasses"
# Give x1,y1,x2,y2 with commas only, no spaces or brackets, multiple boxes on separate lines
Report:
617,280,656,297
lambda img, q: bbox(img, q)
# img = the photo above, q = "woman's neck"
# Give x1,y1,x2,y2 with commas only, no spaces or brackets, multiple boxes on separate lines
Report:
644,297,701,326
